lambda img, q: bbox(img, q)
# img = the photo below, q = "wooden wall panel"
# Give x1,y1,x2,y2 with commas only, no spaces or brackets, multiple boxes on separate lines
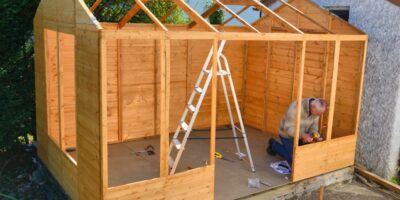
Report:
106,39,119,143
244,41,266,130
292,135,356,181
59,32,76,149
105,166,214,200
44,29,60,145
331,41,363,138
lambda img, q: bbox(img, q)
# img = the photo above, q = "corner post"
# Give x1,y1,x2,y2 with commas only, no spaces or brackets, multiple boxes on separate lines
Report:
160,38,170,177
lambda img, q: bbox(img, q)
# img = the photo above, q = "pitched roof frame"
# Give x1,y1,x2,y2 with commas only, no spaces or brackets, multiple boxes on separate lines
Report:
88,0,337,35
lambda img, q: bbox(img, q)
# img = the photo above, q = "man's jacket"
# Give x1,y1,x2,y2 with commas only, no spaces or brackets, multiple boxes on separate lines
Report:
278,98,320,138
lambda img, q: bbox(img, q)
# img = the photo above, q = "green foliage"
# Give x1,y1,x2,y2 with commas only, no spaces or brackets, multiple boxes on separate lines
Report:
204,0,224,24
0,0,40,151
84,0,188,24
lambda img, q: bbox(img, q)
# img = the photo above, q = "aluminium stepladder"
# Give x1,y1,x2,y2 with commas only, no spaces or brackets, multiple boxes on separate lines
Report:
168,40,255,175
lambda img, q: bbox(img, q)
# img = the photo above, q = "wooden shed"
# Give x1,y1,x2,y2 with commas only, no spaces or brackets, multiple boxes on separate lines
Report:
33,0,368,199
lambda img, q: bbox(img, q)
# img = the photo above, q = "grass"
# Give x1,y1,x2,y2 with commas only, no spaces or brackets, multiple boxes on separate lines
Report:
0,148,69,200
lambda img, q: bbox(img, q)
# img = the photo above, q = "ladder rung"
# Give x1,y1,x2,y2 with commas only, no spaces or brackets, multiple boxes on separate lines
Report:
187,104,196,113
181,121,189,131
218,70,230,76
195,87,203,94
203,69,211,74
234,126,243,133
172,138,182,150
168,156,174,168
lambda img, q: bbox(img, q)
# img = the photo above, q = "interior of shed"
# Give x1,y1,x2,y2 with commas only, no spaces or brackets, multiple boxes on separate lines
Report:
41,0,366,199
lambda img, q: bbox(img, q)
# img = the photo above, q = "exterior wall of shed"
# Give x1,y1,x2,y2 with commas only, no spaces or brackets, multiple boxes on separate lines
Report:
313,0,400,180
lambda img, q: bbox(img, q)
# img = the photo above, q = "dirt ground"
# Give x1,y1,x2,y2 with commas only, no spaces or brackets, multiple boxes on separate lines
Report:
0,148,68,200
289,178,400,200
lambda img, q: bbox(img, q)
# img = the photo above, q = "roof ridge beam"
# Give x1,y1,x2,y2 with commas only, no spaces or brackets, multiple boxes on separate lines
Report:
277,0,333,33
118,0,150,29
220,5,250,26
214,0,260,33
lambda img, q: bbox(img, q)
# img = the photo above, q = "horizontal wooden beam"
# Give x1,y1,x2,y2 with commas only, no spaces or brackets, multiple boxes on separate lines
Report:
277,0,333,33
118,0,150,29
355,164,400,193
215,0,259,33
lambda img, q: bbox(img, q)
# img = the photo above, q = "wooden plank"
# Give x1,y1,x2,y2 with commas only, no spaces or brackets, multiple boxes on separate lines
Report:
188,4,220,28
354,41,368,138
171,0,218,32
134,0,168,31
325,40,340,140
160,4,177,23
215,0,260,33
100,37,109,196
355,164,400,193
90,0,102,12
210,39,218,165
159,39,170,177
106,166,214,200
291,41,306,180
118,0,150,29
221,5,250,26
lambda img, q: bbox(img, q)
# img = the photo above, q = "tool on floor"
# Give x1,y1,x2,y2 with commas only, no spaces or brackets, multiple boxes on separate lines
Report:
248,178,272,188
132,145,155,156
215,152,235,162
168,40,255,175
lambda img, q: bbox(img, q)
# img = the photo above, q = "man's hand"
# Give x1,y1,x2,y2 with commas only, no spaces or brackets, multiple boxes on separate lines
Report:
301,133,313,143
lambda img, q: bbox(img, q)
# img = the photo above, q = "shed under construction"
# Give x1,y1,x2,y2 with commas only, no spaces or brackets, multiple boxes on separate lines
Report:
34,0,368,199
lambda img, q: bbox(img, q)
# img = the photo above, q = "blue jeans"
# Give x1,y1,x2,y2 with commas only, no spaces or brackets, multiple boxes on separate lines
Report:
271,135,304,165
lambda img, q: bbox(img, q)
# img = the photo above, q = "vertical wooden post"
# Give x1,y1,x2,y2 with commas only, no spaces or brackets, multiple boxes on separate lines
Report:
291,41,306,178
160,39,170,177
354,40,368,138
210,39,218,165
325,40,341,141
99,36,109,197
117,39,123,142
320,41,331,134
57,32,65,150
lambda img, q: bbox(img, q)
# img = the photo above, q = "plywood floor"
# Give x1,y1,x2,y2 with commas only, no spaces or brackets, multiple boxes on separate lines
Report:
69,127,291,200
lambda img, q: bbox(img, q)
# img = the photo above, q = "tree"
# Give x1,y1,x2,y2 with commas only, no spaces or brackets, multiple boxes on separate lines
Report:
85,0,188,24
0,0,40,151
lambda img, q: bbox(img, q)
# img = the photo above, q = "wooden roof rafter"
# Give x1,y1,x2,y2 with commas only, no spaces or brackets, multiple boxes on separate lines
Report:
169,0,218,32
90,0,102,12
160,4,177,23
214,0,260,33
220,5,250,26
134,0,168,31
118,0,150,29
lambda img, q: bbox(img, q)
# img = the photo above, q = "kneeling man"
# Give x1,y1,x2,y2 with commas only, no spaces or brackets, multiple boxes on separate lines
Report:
267,98,326,165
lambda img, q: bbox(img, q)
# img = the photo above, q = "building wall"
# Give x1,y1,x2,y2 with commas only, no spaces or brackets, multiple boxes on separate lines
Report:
313,0,400,179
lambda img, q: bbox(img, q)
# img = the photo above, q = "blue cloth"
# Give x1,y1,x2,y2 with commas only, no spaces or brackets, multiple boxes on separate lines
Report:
271,135,303,165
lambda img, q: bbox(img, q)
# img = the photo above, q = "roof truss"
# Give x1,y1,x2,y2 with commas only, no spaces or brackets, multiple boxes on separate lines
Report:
88,0,342,34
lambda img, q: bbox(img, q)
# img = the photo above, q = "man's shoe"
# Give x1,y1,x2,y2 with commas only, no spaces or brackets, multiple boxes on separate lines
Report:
267,138,277,156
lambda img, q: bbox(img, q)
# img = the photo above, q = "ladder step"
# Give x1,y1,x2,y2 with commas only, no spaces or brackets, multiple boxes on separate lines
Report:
172,138,182,150
187,104,196,113
203,69,211,74
181,121,189,132
234,126,243,133
195,87,203,94
218,70,230,76
168,156,174,168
